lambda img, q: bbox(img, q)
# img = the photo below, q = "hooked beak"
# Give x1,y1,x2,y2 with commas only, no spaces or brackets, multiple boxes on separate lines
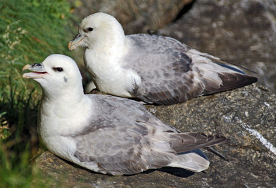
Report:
22,63,48,79
68,33,85,50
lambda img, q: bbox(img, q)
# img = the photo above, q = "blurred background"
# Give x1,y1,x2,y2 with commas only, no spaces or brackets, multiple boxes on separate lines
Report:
0,0,275,187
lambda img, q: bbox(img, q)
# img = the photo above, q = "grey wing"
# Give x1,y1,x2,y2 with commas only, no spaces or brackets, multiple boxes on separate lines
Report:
124,34,202,105
71,95,176,175
73,125,150,175
124,34,257,105
91,94,179,131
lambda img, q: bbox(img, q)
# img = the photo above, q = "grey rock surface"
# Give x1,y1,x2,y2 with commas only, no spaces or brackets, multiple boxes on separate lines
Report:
68,0,193,34
35,84,276,187
159,0,276,93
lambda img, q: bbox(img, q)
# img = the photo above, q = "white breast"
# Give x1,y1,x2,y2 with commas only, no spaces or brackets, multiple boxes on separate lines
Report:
38,96,94,161
85,48,141,97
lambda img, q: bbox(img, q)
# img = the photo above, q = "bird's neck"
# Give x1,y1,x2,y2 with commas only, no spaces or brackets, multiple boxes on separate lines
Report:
37,79,97,142
85,33,129,71
89,29,126,58
41,85,88,117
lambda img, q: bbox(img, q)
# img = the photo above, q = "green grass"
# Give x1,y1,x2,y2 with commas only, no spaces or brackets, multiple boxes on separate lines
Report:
0,0,75,187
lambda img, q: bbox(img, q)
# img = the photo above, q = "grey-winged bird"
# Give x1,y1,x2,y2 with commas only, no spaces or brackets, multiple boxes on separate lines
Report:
68,12,257,105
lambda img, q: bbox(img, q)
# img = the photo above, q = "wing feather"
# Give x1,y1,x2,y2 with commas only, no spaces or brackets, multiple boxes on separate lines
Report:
70,95,176,175
169,133,229,153
123,34,257,105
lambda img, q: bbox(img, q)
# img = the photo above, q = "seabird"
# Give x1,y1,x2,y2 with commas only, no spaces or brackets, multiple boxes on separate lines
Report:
68,12,257,105
23,54,228,175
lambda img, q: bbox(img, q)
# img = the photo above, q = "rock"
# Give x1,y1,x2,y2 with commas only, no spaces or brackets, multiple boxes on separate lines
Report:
159,0,276,93
35,84,276,187
68,0,193,34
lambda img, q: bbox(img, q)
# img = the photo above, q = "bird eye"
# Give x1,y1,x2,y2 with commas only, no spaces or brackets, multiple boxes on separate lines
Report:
85,27,93,32
53,67,63,72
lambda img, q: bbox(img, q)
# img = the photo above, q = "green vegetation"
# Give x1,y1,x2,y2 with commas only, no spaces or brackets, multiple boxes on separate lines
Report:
0,0,75,187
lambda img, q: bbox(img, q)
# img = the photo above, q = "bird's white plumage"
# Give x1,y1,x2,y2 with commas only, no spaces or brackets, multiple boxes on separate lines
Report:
84,46,140,97
22,54,228,175
69,12,257,105
69,13,149,97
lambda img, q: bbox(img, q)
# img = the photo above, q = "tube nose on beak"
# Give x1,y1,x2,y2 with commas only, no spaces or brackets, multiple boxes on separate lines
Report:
68,33,85,50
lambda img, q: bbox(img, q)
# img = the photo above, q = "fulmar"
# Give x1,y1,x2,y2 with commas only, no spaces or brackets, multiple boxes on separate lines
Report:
22,54,228,175
68,12,257,105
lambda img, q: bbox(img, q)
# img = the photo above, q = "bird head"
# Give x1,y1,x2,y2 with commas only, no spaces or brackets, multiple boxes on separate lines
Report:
23,54,83,97
68,12,125,50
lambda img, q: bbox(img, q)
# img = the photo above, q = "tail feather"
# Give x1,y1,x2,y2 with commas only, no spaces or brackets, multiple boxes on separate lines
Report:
168,152,210,172
167,133,229,172
205,147,229,161
215,62,245,74
189,49,258,95
203,72,258,95
169,133,229,153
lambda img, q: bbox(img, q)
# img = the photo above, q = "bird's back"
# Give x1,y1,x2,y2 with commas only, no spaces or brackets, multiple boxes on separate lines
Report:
122,34,257,105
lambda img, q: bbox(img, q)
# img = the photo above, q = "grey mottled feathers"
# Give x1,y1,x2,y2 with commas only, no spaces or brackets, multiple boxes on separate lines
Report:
123,34,257,105
70,94,228,175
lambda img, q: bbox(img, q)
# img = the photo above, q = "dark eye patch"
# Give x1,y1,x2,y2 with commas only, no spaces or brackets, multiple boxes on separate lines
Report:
84,27,93,32
53,67,63,72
